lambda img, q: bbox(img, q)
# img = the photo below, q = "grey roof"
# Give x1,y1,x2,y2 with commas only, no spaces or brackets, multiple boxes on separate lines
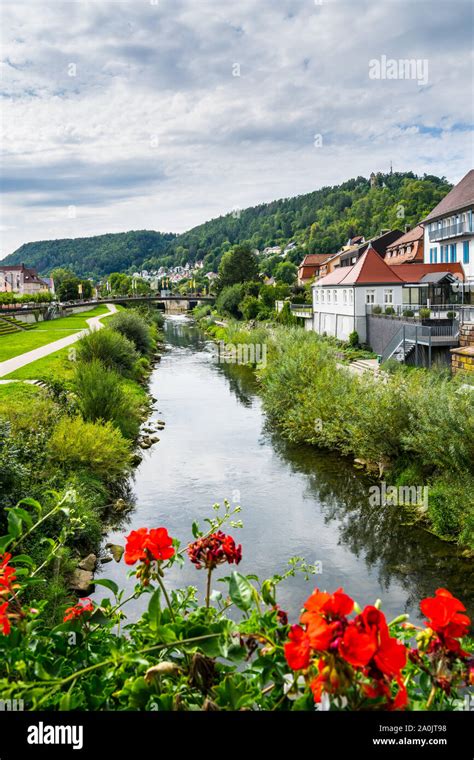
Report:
423,170,474,222
419,271,457,284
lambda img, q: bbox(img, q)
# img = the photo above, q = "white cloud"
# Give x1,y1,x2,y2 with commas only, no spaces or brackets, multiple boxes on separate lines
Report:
0,0,472,256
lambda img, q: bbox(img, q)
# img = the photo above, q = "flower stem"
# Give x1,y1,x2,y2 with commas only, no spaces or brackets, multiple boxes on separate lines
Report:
426,684,437,709
156,573,176,623
205,567,213,608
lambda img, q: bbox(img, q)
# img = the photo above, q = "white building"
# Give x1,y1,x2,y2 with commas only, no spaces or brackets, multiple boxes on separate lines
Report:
312,247,406,342
422,169,474,289
312,247,464,342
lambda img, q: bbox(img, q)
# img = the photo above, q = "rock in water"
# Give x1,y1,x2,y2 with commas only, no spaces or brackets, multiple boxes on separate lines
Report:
78,553,97,572
69,569,94,595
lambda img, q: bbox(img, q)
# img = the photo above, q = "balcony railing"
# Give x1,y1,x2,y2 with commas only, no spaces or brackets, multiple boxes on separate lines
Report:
428,221,473,241
366,303,474,324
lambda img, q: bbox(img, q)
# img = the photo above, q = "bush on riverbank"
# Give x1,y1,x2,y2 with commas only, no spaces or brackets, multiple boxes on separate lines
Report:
48,416,133,480
0,498,471,711
77,327,139,377
73,359,142,439
109,309,153,355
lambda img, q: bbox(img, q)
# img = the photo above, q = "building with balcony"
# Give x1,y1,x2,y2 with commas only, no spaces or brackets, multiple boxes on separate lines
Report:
423,169,474,289
312,246,464,343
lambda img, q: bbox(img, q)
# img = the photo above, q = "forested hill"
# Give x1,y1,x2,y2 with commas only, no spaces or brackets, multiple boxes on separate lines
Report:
2,172,451,277
2,230,176,279
168,172,451,271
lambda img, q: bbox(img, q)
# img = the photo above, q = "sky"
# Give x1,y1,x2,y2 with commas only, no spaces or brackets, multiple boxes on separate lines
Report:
0,0,473,257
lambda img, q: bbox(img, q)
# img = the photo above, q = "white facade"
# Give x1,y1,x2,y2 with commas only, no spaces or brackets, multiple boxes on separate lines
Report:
423,208,473,283
312,283,404,342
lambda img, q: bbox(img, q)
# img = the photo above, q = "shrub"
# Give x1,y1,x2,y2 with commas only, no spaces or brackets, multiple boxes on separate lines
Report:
402,309,415,318
77,328,138,376
446,311,456,319
385,306,395,315
48,416,132,480
239,295,260,320
216,284,244,318
348,330,359,347
427,476,469,539
419,308,431,319
73,359,140,438
109,310,153,355
372,305,382,314
275,302,297,325
192,304,212,320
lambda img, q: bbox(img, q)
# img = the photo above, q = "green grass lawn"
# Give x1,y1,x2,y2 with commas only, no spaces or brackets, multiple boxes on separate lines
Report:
0,306,110,363
0,381,45,410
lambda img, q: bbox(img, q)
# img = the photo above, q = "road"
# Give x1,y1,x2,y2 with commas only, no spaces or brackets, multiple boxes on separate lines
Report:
0,303,117,378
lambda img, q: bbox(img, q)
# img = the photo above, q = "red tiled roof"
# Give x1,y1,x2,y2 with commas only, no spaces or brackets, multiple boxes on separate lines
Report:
299,254,331,266
423,170,474,222
316,247,405,286
385,224,424,249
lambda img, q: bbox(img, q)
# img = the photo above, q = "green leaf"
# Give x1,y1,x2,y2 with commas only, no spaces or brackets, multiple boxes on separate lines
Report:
261,579,276,606
191,521,202,538
17,497,42,514
10,554,35,567
148,588,161,631
229,571,254,611
94,578,119,595
0,534,13,552
34,661,55,681
7,509,22,539
59,693,72,711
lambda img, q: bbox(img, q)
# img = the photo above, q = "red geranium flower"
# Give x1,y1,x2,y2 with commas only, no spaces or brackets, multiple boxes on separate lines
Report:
63,598,94,623
284,625,311,670
340,623,377,668
0,602,11,635
187,531,242,570
0,553,16,596
124,527,175,566
420,588,470,655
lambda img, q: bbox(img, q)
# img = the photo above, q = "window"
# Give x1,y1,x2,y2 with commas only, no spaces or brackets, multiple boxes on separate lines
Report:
327,290,331,303
314,290,319,303
333,289,338,303
464,241,470,264
433,247,438,263
365,289,375,304
343,289,347,304
384,289,393,304
321,290,325,303
450,243,457,262
349,289,353,303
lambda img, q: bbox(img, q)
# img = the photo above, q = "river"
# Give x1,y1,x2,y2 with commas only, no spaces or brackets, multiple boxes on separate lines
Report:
94,316,473,623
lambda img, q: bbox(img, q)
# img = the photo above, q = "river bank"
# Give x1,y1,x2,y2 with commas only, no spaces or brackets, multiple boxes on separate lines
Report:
0,305,162,613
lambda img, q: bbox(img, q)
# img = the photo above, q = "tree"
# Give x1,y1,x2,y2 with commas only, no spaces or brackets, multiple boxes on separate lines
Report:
239,295,260,320
216,284,244,318
218,243,259,287
274,261,297,285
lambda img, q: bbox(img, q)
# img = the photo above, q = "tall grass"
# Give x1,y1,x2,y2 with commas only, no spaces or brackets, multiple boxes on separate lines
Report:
73,359,141,439
77,327,139,376
109,310,153,355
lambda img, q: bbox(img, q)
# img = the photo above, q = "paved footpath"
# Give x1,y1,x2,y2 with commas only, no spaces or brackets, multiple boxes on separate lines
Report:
0,303,117,378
